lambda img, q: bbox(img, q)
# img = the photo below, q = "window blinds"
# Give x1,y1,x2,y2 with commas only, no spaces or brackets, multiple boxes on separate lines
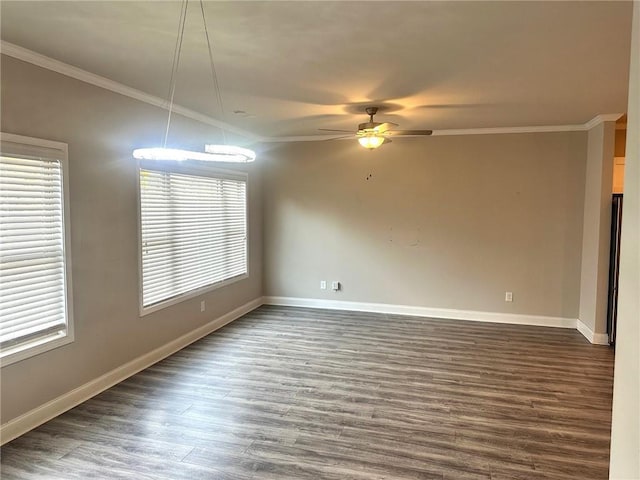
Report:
139,168,247,309
0,155,69,351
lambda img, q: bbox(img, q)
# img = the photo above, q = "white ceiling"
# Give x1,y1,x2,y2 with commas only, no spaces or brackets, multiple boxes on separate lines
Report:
0,1,633,140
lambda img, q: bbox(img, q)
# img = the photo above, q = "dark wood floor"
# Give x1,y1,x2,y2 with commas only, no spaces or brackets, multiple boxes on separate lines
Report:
1,306,615,479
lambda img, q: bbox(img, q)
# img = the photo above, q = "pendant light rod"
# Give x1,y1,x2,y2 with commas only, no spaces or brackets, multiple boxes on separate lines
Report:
133,0,256,163
200,0,227,145
163,0,189,148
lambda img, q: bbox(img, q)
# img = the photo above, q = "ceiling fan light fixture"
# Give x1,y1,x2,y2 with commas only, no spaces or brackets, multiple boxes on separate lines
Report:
321,105,432,149
358,134,385,149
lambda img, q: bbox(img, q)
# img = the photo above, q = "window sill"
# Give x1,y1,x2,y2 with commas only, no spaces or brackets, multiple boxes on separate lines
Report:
139,273,249,317
0,331,74,367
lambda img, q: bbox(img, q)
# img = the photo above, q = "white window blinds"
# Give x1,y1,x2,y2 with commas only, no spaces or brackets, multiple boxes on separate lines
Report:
139,167,248,309
0,154,70,354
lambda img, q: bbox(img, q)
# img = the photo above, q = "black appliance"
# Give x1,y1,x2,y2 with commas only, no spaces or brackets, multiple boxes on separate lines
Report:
606,194,623,346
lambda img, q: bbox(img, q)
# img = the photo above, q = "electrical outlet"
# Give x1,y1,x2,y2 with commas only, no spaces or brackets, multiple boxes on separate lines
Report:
320,280,327,290
505,292,513,302
200,300,206,312
331,281,340,291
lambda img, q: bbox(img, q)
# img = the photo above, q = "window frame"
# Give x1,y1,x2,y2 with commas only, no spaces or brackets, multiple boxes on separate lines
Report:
0,132,75,367
136,159,250,316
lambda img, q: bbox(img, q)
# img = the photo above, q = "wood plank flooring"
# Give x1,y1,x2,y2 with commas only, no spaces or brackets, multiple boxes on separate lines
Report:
1,306,615,479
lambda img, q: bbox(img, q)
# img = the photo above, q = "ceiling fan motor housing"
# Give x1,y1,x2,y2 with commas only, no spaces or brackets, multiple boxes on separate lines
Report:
358,106,383,132
358,121,382,131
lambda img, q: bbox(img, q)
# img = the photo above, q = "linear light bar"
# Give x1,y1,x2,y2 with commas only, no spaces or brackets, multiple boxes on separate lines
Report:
205,144,256,162
133,146,256,163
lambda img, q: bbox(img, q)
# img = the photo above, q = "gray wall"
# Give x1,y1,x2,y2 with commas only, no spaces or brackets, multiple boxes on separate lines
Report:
579,122,616,334
0,56,263,423
262,133,586,318
609,1,640,477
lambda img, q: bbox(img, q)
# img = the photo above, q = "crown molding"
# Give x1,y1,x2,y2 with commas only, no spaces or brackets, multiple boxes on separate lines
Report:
1,41,263,143
1,41,624,143
264,119,613,142
583,113,624,130
432,124,585,136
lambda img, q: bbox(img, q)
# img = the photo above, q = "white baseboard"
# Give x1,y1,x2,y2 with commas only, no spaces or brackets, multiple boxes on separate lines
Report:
0,297,263,445
577,319,610,345
263,296,577,329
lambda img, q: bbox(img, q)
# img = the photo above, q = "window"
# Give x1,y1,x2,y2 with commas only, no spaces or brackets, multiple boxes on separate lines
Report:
138,162,248,314
0,133,74,366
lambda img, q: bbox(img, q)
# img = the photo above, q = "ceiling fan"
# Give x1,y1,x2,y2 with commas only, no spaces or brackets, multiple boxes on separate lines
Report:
319,107,433,149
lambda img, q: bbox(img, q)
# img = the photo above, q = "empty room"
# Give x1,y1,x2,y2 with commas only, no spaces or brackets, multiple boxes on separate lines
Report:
0,1,638,479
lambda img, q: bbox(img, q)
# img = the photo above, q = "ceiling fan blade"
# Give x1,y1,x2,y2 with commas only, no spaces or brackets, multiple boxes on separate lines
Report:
322,135,355,141
373,122,399,133
382,138,393,145
318,128,354,133
386,129,433,136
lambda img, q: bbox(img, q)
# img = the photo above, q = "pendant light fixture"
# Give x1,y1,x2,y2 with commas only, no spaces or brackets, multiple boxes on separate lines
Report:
132,146,256,162
133,0,256,163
